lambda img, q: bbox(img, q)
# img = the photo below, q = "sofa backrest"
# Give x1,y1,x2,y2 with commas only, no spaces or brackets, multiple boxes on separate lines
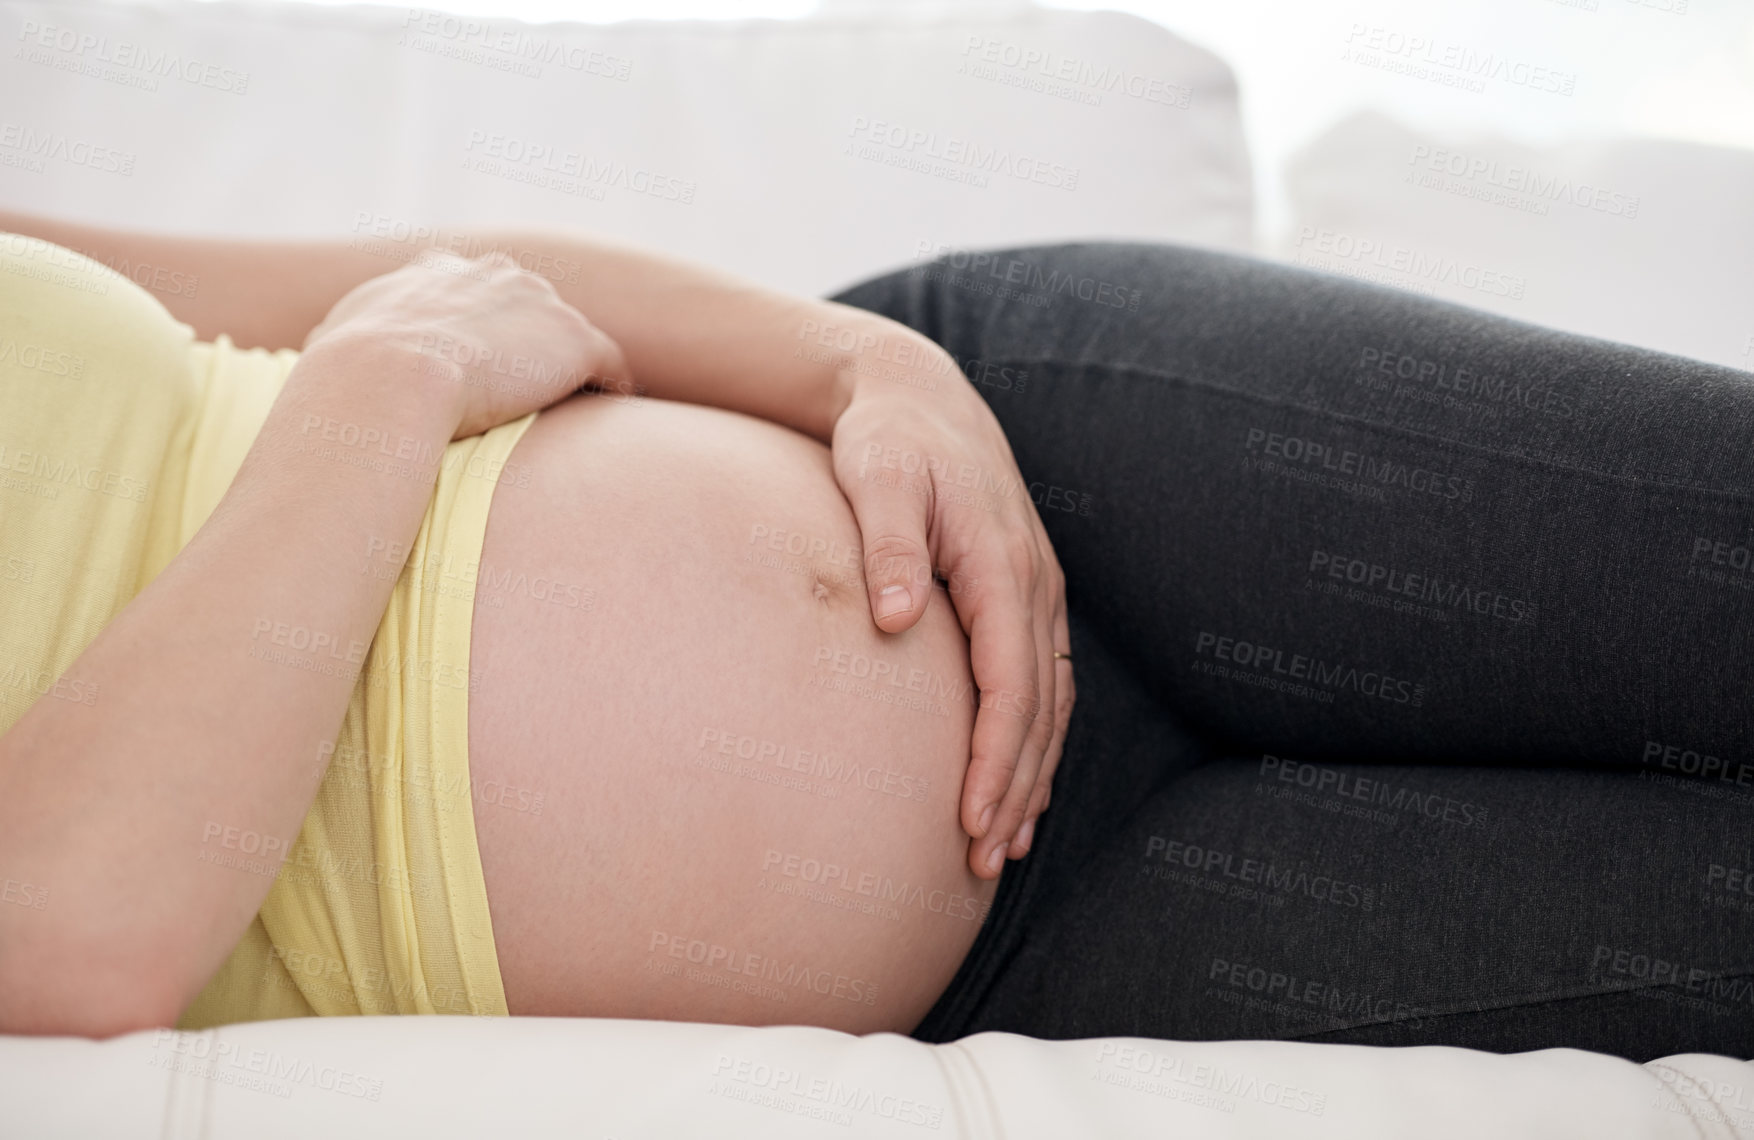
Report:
1281,111,1754,372
1,0,1254,295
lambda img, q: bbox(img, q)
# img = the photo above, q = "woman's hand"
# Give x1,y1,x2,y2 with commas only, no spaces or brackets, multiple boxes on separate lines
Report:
303,249,630,439
830,358,1073,880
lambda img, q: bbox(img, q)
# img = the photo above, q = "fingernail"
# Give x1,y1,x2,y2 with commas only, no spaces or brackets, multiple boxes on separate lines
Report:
876,585,911,619
977,803,995,838
986,844,1008,875
1013,818,1035,853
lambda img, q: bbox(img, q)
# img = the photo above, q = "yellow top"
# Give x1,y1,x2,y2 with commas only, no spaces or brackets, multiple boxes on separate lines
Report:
0,233,527,1027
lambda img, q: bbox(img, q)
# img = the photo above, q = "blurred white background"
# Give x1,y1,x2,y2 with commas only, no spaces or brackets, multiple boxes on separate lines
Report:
14,0,1753,367
156,0,1754,245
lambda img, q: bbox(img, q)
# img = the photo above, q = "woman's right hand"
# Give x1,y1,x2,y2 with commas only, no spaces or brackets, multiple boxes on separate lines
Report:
303,249,630,439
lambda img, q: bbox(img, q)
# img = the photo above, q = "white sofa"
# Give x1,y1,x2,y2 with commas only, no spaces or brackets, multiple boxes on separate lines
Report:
6,1015,1754,1139
1280,110,1754,372
1,0,1253,294
2,1,1751,1135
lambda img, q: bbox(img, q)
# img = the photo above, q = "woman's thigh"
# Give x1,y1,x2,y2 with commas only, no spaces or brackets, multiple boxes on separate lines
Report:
833,242,1754,771
462,393,996,1035
957,670,1754,1060
832,243,1754,1055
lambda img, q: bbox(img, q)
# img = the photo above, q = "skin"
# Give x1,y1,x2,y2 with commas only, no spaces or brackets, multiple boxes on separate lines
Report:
471,395,996,1032
0,250,611,1036
0,213,1071,1036
0,209,1072,878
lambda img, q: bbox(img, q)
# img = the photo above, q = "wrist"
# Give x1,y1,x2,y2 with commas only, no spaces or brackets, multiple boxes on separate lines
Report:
826,321,960,423
294,326,469,437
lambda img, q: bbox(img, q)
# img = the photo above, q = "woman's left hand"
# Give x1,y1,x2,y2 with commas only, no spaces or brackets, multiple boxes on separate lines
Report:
829,359,1073,880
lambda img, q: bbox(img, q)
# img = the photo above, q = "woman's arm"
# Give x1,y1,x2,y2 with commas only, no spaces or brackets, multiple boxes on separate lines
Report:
0,252,617,1036
0,208,906,443
0,209,1071,879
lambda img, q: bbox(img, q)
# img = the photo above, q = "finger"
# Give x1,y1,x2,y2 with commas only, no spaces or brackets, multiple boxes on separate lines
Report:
999,571,1057,863
837,452,936,635
577,322,633,393
1016,597,1073,855
957,560,1045,875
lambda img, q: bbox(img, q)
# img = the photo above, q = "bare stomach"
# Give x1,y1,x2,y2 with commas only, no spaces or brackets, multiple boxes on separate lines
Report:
466,393,996,1035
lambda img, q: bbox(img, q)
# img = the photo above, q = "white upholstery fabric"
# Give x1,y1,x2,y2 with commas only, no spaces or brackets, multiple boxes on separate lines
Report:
0,0,1253,295
4,1016,1753,1139
1279,111,1754,371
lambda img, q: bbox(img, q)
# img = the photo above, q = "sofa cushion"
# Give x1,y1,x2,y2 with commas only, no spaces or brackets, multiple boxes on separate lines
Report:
1,0,1254,295
3,1015,1751,1138
1281,110,1754,371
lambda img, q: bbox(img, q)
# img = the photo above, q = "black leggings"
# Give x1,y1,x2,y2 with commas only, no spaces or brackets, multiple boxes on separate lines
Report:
831,242,1754,1062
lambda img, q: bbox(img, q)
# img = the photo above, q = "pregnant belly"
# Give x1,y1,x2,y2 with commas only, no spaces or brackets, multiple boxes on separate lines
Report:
466,393,997,1034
